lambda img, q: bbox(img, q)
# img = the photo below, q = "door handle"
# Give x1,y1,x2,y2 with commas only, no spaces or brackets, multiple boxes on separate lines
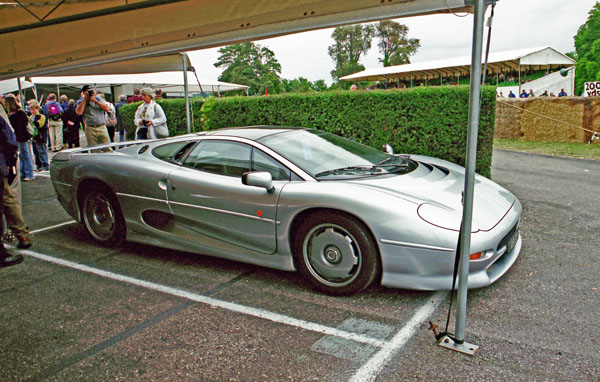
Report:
158,179,168,190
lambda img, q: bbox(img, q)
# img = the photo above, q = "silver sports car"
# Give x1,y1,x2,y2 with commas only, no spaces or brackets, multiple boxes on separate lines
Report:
50,126,521,295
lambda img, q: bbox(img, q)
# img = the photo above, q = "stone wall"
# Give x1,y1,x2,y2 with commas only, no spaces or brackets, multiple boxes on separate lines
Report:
495,97,600,143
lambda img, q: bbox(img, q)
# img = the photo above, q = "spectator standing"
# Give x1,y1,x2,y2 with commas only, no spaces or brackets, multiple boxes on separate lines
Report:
0,100,32,250
540,90,549,97
42,93,64,152
96,92,117,142
508,90,516,98
127,88,143,104
154,88,163,100
28,101,49,172
558,88,568,97
115,94,127,142
134,88,168,139
62,99,83,148
76,85,111,149
528,89,534,97
59,94,69,111
3,95,34,181
519,89,528,98
0,111,25,268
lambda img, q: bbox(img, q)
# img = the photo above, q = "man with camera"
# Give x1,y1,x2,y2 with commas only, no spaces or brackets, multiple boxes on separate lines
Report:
75,85,111,149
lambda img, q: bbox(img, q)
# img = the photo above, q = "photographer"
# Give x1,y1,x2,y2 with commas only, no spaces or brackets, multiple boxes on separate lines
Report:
75,85,111,148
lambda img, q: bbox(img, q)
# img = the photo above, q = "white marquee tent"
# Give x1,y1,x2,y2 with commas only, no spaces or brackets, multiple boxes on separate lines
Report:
29,72,249,97
341,46,576,83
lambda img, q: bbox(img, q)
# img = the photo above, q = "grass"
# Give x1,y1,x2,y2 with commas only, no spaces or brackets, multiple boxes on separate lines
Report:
493,138,600,161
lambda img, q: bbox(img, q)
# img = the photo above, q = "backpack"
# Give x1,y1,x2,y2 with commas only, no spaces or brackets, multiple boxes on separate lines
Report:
48,103,62,121
105,103,117,126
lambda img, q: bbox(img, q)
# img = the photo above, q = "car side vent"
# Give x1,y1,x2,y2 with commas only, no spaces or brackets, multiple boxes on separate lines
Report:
432,164,450,175
138,145,150,154
421,162,434,172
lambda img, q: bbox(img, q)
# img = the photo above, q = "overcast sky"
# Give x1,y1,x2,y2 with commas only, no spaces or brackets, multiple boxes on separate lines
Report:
187,0,598,85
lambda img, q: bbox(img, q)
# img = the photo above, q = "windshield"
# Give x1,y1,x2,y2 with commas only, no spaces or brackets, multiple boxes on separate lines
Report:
258,129,416,178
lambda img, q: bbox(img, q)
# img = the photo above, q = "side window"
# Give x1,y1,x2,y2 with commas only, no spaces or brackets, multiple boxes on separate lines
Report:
252,149,291,181
152,141,196,163
182,140,250,177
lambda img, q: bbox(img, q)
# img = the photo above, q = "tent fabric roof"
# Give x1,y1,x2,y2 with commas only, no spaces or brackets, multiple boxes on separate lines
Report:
0,0,473,81
40,54,192,77
30,72,249,94
341,46,576,82
0,78,34,94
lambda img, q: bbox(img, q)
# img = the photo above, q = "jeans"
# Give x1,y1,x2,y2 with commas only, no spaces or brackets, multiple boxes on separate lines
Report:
17,141,34,178
32,141,49,170
119,130,127,142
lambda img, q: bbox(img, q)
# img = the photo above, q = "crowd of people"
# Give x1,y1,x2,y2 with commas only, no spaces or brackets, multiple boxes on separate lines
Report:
498,88,569,98
0,85,168,269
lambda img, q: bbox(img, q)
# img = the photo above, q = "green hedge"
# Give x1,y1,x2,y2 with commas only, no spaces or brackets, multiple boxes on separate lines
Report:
201,86,496,177
118,87,496,177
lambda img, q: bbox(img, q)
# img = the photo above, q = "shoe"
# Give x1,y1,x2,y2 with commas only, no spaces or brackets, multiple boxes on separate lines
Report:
17,237,32,249
23,177,34,182
2,230,14,243
0,253,24,268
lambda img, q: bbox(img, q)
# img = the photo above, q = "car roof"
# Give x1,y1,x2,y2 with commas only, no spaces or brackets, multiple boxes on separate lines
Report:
203,125,308,141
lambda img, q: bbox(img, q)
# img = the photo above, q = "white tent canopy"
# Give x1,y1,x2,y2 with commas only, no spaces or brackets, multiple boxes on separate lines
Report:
0,0,473,81
0,78,35,94
30,72,249,96
341,46,576,82
0,0,494,351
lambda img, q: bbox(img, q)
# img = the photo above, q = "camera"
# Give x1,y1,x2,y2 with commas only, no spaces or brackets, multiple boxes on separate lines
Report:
87,90,94,96
141,120,148,126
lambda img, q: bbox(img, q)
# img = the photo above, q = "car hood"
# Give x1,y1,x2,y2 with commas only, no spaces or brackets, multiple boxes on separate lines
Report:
345,158,515,232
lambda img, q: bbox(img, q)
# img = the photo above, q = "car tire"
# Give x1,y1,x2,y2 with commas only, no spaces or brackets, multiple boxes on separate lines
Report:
82,187,125,246
292,211,380,296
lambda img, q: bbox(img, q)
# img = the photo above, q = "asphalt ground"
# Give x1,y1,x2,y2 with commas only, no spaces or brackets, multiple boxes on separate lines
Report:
0,149,598,382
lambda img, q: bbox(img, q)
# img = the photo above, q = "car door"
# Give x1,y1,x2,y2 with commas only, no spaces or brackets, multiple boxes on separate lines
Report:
166,139,287,255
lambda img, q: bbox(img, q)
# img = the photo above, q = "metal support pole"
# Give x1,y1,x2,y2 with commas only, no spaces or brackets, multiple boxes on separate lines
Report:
439,0,485,356
457,0,485,344
182,53,191,134
17,77,23,107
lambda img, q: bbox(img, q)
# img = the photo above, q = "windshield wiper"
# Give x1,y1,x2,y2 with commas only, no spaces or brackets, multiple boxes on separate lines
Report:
315,166,373,177
374,154,411,169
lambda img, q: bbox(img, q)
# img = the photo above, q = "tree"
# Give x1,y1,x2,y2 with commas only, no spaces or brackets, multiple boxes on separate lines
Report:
328,25,375,84
214,42,283,95
574,3,600,95
375,20,420,67
282,77,313,93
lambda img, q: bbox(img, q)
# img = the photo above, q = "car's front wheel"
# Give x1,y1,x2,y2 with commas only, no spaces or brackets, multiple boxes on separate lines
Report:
82,187,125,246
293,211,380,295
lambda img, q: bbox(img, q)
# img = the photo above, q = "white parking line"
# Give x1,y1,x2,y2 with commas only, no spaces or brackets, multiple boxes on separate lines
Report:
349,291,447,382
21,249,386,348
30,220,77,235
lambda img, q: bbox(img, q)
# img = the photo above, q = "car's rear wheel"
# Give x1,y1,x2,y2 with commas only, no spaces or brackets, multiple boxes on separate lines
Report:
293,211,380,295
82,187,125,246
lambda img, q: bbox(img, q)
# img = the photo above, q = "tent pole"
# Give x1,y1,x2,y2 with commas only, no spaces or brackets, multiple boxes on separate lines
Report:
182,53,191,134
17,77,23,107
439,0,485,356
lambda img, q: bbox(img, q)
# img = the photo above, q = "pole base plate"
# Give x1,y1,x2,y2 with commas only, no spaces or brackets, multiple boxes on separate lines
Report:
437,335,479,355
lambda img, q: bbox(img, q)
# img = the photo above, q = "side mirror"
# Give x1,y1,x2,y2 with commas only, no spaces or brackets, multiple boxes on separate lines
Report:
382,144,394,155
242,171,275,193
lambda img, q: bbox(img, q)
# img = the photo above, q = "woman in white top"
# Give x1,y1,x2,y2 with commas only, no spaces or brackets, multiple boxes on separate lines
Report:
134,88,168,139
